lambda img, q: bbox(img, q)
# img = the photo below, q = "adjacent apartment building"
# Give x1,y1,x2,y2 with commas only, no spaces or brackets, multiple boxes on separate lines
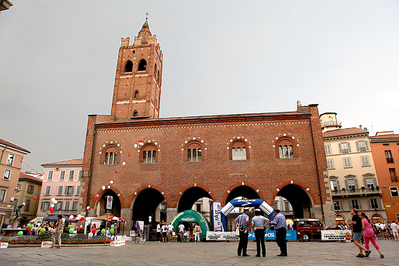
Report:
14,172,42,224
0,138,30,228
321,113,387,225
37,159,82,217
370,131,399,222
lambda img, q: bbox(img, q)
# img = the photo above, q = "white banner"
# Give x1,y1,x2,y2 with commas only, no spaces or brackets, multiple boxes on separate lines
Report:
206,231,240,241
321,230,352,241
41,241,53,248
212,201,223,232
1,242,8,248
110,240,125,246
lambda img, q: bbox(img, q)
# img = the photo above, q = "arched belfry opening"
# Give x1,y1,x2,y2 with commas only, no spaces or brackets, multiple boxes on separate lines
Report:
276,184,312,218
124,60,133,72
138,59,147,71
132,188,165,224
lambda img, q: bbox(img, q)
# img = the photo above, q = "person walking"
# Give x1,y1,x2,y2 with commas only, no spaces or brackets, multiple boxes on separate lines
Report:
270,209,287,256
391,220,398,241
360,212,384,258
351,209,368,258
51,215,65,248
235,208,250,257
178,222,185,243
251,209,269,257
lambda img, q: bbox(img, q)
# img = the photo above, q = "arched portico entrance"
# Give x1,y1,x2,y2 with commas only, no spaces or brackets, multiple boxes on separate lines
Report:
132,188,165,225
225,185,260,204
177,187,213,213
276,184,313,219
95,189,121,217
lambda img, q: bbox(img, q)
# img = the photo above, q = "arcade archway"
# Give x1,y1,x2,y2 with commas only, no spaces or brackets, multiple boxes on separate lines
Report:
177,187,212,213
276,184,312,219
96,190,121,217
225,185,260,204
132,188,165,224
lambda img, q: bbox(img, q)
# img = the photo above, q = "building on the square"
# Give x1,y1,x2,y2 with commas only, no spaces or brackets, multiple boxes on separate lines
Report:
79,19,335,233
370,131,399,222
14,172,42,224
37,159,82,217
321,113,387,225
0,138,30,228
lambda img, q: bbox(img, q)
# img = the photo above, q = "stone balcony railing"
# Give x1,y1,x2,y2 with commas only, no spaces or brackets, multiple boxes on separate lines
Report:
331,187,381,196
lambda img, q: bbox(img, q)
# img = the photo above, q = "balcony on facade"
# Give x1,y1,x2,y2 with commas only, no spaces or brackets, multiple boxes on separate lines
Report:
331,187,382,197
321,121,342,129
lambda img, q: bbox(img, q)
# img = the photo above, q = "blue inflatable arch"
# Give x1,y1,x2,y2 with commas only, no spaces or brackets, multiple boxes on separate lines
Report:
221,198,275,223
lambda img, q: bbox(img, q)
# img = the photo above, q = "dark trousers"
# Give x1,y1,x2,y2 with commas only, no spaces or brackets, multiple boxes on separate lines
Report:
276,227,287,255
237,229,248,256
255,229,266,256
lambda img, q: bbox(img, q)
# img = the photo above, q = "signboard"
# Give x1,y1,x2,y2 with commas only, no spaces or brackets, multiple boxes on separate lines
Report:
41,241,53,248
130,230,135,237
110,240,125,246
206,230,297,241
1,242,9,248
321,230,352,241
212,201,224,232
106,196,113,210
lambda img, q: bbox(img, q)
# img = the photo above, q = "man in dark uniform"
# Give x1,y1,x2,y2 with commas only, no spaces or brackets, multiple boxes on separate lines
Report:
270,209,287,256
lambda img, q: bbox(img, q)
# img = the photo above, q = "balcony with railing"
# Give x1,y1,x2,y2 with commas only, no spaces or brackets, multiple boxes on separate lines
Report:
331,187,381,196
321,121,342,129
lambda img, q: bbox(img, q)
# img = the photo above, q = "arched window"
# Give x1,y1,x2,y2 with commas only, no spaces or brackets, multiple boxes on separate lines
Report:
275,137,298,159
124,60,133,72
154,64,157,80
133,110,138,117
185,141,204,162
134,90,139,99
230,140,248,160
157,70,160,84
140,144,157,163
328,116,333,125
101,145,119,165
138,59,147,71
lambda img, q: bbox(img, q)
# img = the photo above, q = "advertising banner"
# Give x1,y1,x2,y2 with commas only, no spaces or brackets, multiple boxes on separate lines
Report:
0,242,8,248
206,230,297,241
41,241,53,248
106,196,113,210
110,240,125,246
212,201,224,232
321,230,352,241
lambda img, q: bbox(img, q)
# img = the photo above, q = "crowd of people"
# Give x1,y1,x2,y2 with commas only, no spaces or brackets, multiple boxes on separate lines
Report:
154,220,202,243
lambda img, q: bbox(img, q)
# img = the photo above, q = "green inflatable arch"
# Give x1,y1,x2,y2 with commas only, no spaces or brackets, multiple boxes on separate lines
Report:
170,210,211,241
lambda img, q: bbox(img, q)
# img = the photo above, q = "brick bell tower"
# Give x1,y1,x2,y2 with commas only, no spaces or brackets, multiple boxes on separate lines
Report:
111,17,163,120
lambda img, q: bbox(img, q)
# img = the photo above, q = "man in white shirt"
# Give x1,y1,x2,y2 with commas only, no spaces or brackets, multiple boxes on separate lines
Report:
168,222,174,242
178,222,185,243
391,220,398,241
156,220,161,242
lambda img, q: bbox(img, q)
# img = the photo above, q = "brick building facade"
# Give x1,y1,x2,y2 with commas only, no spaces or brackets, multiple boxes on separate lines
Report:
79,19,335,232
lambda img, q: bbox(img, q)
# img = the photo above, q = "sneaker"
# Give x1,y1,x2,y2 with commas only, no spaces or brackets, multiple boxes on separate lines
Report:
356,254,365,258
380,254,384,258
365,250,371,257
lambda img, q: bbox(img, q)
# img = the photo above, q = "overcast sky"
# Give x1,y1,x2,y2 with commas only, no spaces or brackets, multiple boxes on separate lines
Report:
1,1,398,173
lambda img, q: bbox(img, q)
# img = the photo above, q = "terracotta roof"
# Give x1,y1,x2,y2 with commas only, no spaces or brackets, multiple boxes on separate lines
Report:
0,138,30,153
19,172,42,184
370,134,399,139
323,128,368,138
41,159,83,167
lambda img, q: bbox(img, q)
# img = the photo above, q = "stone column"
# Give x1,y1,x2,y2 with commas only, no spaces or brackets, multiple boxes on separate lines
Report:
120,208,132,236
166,208,178,224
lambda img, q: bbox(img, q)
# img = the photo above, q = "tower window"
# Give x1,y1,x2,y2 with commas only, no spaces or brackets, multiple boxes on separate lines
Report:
133,110,138,117
138,59,147,71
275,137,298,159
124,60,133,72
230,139,249,160
101,145,119,165
134,90,139,99
140,144,158,164
185,141,204,162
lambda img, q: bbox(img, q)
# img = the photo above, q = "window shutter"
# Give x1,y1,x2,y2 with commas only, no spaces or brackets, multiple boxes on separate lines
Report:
358,200,362,209
363,177,367,187
373,177,378,187
339,201,343,210
345,179,349,190
368,199,372,209
65,186,68,194
378,198,383,209
365,141,369,151
354,179,359,189
337,180,341,190
71,186,74,195
347,142,351,153
349,200,352,209
356,141,360,152
339,143,343,154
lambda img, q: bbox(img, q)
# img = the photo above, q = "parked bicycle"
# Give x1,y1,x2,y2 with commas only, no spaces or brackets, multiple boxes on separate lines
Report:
134,229,146,245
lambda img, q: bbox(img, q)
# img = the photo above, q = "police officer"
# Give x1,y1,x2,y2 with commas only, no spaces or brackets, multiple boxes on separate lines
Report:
251,209,269,257
270,209,287,256
235,208,250,256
